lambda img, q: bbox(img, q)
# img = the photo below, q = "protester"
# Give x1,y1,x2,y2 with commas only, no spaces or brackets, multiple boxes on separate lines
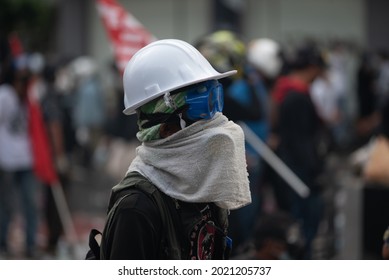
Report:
246,36,283,205
69,57,105,168
269,43,327,258
355,52,380,143
97,61,140,180
103,61,138,142
0,57,40,259
38,63,70,257
89,39,250,260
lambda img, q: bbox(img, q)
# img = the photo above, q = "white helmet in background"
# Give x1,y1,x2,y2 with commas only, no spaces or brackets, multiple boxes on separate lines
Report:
28,52,45,74
70,56,97,79
122,39,237,115
247,38,282,79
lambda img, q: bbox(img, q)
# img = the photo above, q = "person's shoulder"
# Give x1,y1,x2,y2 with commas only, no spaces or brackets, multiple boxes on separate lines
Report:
112,187,163,232
111,172,167,222
116,188,159,213
0,84,17,100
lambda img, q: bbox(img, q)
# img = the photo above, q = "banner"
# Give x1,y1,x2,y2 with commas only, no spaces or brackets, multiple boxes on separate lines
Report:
28,99,59,185
8,32,24,58
96,0,156,74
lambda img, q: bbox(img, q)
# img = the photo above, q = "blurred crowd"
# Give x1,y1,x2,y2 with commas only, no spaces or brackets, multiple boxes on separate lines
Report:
1,29,389,260
195,30,389,260
0,35,139,259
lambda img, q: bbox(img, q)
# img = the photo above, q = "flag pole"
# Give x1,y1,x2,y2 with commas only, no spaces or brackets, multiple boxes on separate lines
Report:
50,181,79,256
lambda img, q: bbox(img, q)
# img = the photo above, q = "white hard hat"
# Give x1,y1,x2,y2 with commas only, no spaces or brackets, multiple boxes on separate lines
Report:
247,38,282,79
70,56,97,79
123,39,237,115
28,52,45,74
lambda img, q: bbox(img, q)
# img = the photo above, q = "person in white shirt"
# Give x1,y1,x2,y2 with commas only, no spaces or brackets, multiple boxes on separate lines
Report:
0,64,39,259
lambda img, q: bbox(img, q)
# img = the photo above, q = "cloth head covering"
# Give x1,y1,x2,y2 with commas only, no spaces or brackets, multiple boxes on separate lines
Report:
136,91,186,142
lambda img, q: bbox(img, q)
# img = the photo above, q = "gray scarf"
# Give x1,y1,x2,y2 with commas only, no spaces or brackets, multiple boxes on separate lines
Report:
127,113,251,210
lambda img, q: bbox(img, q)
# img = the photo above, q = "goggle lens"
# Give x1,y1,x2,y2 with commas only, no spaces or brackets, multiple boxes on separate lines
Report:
184,80,223,120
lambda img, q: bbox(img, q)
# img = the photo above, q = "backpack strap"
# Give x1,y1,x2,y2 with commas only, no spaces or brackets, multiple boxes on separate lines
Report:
86,229,102,260
100,171,182,259
146,185,182,259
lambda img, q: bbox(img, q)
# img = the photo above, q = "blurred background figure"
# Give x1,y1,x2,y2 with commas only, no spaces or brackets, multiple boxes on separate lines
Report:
246,37,284,211
68,57,105,168
269,43,328,258
232,211,305,260
0,51,40,259
310,42,356,152
102,60,138,143
246,38,283,148
23,51,70,257
95,60,139,181
376,50,389,110
247,38,283,90
354,51,380,146
38,62,70,257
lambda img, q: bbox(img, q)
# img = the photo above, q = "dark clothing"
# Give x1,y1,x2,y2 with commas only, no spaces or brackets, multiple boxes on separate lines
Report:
40,85,67,252
106,190,162,259
272,77,323,195
380,99,389,138
40,86,63,125
221,76,262,122
277,91,322,190
357,61,377,118
104,88,138,141
102,172,230,260
270,76,324,258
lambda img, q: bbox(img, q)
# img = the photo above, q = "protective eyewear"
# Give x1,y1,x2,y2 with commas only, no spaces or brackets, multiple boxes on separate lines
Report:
184,80,224,120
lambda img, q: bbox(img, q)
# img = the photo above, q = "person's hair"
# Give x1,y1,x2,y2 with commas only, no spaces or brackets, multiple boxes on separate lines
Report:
289,45,326,71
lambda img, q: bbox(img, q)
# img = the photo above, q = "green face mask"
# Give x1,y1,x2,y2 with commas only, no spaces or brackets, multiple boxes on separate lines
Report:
136,91,186,142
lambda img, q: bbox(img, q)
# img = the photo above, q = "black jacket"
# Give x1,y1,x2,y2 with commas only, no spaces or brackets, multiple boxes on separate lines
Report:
101,172,230,260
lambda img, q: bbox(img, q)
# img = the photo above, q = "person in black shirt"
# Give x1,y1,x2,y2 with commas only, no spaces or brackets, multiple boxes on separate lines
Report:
98,39,250,260
269,44,327,259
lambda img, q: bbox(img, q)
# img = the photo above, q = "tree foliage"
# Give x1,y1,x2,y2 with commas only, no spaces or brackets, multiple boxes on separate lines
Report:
0,0,56,52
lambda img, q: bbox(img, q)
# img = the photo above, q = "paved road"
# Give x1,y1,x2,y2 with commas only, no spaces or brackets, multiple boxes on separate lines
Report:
0,163,117,260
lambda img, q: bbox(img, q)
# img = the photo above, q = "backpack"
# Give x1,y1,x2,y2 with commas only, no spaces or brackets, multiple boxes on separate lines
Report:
85,171,182,259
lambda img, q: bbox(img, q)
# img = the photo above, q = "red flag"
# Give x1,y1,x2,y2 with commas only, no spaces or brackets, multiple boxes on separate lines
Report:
96,0,156,74
28,99,59,185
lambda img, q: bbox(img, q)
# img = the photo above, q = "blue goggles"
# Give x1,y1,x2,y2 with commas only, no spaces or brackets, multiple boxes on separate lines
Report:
183,80,224,120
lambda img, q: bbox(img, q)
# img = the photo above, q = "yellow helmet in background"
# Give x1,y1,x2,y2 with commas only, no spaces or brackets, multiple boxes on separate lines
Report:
195,30,246,77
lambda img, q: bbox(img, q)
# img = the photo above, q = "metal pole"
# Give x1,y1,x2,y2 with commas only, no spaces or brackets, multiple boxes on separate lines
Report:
239,122,310,198
50,181,78,251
